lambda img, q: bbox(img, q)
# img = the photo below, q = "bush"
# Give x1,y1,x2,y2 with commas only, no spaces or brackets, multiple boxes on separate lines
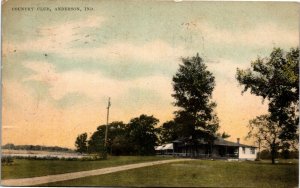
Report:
259,150,273,159
279,150,299,159
80,155,104,161
1,156,14,165
13,155,60,160
259,149,298,160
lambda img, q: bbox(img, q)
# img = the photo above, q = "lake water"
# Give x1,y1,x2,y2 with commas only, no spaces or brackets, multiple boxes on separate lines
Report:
2,149,87,159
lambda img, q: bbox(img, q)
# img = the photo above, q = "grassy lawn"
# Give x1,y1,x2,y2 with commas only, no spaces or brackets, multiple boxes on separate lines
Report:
1,156,171,180
42,159,298,187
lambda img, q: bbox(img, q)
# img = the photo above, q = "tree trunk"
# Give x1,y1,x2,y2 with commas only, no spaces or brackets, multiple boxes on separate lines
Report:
271,145,276,164
257,139,261,160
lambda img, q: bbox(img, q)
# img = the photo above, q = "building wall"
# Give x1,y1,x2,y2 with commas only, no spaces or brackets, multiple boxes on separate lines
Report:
238,146,257,160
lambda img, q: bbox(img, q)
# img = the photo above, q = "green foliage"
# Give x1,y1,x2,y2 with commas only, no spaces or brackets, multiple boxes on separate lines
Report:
280,149,299,159
172,54,219,141
216,132,231,139
87,122,130,155
259,150,273,159
1,156,14,165
107,122,130,155
75,133,88,154
247,114,283,164
127,114,159,155
236,47,299,141
13,156,60,160
158,120,180,144
259,149,299,160
88,126,106,154
85,116,159,156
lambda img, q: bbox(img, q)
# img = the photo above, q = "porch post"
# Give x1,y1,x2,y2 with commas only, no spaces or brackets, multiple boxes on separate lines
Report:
185,142,187,157
172,143,175,156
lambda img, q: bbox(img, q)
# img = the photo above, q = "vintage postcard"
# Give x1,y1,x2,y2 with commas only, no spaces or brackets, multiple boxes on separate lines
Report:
1,0,299,187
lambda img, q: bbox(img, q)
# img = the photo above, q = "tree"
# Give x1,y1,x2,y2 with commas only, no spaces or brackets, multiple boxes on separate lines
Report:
106,121,130,155
158,120,180,144
127,114,159,155
87,117,159,156
216,132,231,139
236,47,299,142
88,125,106,154
172,53,219,143
75,133,88,154
111,134,132,155
88,121,128,155
247,115,283,164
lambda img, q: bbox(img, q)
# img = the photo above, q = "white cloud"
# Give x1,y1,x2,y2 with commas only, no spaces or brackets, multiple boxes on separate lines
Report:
23,61,58,83
193,21,298,47
2,16,105,56
62,40,188,63
23,61,173,102
3,14,188,66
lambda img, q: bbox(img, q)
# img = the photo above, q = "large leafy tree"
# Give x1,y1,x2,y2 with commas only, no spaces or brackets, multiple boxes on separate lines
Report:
236,48,299,142
172,54,219,142
247,115,282,164
87,126,106,154
158,120,180,144
85,116,159,156
127,114,159,155
87,121,128,155
75,133,88,154
108,121,131,155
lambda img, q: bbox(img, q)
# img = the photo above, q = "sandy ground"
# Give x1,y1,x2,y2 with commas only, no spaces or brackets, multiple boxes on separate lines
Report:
1,158,193,186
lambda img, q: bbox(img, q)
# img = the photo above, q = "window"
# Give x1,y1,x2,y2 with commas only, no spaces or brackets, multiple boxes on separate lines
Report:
242,147,245,154
250,148,255,154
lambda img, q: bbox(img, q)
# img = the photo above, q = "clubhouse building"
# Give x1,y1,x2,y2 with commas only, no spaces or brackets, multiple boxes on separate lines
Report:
155,137,257,160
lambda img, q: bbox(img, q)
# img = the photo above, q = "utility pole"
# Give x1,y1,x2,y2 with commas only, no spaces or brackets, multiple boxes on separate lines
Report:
104,97,111,147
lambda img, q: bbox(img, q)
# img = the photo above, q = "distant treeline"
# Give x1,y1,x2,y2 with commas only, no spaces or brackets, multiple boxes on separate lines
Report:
259,149,299,160
2,143,73,152
75,114,160,156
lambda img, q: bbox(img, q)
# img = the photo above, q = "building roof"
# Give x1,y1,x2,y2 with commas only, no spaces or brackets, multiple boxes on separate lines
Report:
172,137,257,148
155,143,174,151
214,138,256,148
155,146,164,151
163,143,173,150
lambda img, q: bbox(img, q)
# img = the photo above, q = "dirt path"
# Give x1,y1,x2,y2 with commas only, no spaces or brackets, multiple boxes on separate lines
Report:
1,158,193,186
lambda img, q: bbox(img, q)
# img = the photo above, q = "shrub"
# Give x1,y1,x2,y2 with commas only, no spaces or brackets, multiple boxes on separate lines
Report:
1,156,14,165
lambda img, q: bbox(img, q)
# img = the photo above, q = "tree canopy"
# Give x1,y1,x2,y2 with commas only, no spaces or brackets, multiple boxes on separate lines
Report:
75,133,88,154
247,114,282,164
88,121,128,155
77,115,159,156
236,47,299,141
216,132,231,139
127,114,159,155
172,53,219,141
158,120,179,144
